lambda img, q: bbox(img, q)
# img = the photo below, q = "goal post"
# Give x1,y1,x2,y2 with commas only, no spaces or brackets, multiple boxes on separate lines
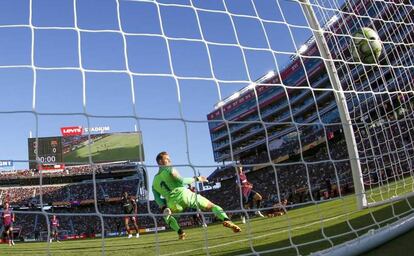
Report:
299,0,367,210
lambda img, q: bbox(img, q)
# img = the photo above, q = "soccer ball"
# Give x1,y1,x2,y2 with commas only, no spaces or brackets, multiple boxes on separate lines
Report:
350,27,382,64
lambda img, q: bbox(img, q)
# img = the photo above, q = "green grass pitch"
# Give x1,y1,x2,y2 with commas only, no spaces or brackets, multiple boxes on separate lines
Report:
2,190,414,256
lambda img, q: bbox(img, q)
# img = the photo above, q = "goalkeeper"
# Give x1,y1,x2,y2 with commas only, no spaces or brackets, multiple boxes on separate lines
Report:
152,151,241,240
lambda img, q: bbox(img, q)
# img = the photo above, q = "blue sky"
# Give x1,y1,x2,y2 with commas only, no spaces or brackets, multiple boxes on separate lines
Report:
0,0,332,190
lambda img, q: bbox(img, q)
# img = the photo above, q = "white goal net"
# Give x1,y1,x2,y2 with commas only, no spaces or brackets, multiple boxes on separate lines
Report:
0,0,413,255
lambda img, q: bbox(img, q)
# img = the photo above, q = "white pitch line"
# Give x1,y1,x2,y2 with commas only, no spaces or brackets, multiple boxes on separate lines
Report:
161,212,349,256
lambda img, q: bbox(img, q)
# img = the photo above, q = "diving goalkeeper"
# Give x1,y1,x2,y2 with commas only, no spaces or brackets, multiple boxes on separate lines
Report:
152,151,241,240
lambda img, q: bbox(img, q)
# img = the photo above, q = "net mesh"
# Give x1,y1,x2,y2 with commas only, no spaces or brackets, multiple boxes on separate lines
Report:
0,0,413,255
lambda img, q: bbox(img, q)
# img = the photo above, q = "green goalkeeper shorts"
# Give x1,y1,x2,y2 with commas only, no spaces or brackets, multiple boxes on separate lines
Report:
167,188,211,213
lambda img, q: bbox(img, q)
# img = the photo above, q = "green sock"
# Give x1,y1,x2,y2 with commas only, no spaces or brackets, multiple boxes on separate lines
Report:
164,215,181,232
212,205,229,221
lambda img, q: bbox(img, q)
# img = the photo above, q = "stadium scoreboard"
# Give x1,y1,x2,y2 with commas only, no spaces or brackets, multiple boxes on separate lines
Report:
28,137,63,169
28,132,144,169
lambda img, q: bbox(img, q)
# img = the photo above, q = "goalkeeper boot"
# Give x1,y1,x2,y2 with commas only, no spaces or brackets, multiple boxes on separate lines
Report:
223,220,242,233
178,232,187,240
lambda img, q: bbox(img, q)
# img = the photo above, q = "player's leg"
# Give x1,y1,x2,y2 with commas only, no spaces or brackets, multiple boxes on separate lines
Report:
252,191,263,208
163,205,186,240
6,228,11,246
241,193,251,224
246,192,254,209
124,217,132,238
187,191,227,220
252,191,265,217
282,204,288,215
56,232,61,243
185,190,241,233
196,213,206,227
53,230,58,242
11,227,14,245
132,217,140,238
9,227,14,246
56,228,61,242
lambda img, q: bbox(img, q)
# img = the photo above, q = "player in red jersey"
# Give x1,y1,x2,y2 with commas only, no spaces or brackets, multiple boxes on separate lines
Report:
236,166,265,223
50,215,61,243
2,202,15,246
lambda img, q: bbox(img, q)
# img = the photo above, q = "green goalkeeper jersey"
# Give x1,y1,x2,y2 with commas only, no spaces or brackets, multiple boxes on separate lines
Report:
152,166,188,207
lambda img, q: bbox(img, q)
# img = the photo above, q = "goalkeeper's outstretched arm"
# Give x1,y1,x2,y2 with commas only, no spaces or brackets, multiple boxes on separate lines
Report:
170,168,208,185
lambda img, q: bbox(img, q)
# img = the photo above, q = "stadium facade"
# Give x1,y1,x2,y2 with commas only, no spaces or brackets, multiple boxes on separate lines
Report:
207,0,414,181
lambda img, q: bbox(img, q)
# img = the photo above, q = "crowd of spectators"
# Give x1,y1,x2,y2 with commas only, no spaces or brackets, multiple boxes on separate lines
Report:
0,162,138,181
0,178,140,206
208,123,341,182
354,96,414,187
203,137,354,212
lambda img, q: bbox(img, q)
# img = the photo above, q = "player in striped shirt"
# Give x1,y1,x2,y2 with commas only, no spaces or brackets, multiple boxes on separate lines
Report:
2,201,15,246
50,215,61,243
236,166,265,224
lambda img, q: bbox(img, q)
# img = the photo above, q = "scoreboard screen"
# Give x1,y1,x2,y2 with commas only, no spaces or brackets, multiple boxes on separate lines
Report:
28,137,63,169
28,132,144,169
